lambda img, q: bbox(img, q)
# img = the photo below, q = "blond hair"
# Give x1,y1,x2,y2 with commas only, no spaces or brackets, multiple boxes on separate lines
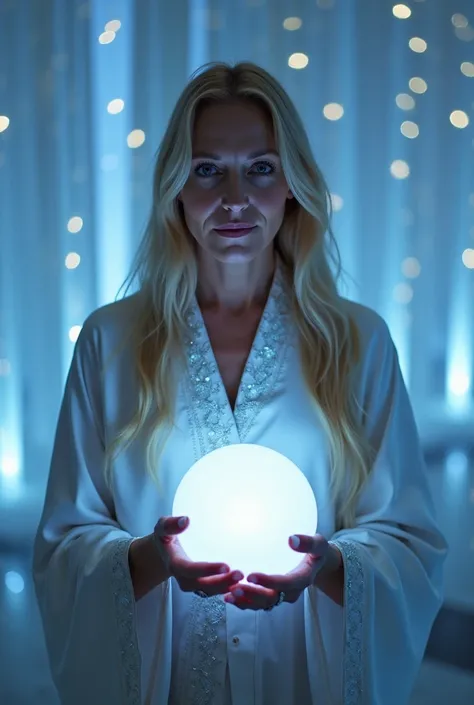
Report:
108,62,374,530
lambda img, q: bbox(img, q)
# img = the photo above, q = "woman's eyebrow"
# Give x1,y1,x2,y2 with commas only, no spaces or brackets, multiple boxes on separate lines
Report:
191,149,280,160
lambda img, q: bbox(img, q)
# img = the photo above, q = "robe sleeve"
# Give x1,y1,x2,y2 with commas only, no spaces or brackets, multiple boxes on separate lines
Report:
32,320,146,705
327,318,447,705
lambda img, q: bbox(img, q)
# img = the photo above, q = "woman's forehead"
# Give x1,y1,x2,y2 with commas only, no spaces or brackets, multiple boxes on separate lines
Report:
192,102,275,155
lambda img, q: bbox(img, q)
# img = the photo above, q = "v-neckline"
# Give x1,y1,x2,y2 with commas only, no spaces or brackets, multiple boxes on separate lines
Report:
193,267,278,417
184,260,291,450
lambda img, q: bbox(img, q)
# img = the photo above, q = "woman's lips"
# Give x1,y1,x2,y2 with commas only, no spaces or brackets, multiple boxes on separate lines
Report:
213,226,257,238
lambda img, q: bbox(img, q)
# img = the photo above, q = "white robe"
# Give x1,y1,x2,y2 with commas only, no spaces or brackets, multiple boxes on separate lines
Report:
33,264,447,705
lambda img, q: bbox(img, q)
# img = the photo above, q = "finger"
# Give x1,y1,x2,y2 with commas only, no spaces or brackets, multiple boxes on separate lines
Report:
175,558,231,579
246,568,309,592
289,534,327,556
193,570,245,595
225,584,277,610
155,516,189,538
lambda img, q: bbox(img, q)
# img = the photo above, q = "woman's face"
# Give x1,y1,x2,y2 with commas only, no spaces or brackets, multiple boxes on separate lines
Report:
178,99,293,264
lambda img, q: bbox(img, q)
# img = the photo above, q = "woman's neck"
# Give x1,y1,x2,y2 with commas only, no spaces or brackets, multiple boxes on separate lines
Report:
196,250,276,314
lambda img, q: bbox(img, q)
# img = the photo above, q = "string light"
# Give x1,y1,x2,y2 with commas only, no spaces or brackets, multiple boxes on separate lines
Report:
396,93,415,110
451,14,468,29
409,37,428,53
65,252,81,269
69,326,82,343
107,98,125,114
288,53,309,69
323,103,344,121
127,129,146,148
450,110,470,129
409,77,428,94
67,216,83,233
462,248,474,269
393,4,412,20
402,257,421,278
390,160,410,179
393,282,414,304
461,62,474,77
105,20,121,32
283,17,302,31
454,26,474,42
401,121,419,138
98,31,116,45
330,194,344,212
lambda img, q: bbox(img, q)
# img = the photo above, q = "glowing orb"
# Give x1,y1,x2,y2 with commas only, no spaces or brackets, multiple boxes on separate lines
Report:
172,444,318,579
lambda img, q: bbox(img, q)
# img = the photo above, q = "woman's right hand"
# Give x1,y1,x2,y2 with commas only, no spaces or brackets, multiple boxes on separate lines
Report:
153,515,244,596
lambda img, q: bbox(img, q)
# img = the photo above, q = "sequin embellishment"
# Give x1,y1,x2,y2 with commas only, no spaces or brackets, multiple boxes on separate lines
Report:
173,264,292,705
331,538,365,704
111,537,141,705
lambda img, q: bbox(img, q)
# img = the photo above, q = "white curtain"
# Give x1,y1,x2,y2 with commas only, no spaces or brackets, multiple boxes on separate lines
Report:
0,0,473,497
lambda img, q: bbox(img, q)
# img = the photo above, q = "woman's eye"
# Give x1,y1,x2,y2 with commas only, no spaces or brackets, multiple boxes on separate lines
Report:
195,163,218,178
251,161,275,175
194,160,276,178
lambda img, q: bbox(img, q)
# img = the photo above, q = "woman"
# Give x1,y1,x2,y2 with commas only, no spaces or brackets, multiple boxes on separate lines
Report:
33,62,447,705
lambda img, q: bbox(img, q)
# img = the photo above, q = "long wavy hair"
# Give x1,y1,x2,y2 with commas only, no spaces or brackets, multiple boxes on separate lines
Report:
106,61,374,530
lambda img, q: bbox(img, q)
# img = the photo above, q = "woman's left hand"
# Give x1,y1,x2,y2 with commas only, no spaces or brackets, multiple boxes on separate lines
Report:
224,534,342,611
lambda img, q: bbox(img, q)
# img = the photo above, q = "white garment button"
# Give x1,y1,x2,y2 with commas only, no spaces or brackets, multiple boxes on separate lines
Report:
232,636,240,645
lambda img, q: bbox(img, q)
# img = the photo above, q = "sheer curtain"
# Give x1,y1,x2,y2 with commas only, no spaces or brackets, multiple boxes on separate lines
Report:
0,0,473,503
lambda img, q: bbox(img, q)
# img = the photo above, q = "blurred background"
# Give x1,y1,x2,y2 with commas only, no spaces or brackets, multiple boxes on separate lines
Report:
0,0,473,703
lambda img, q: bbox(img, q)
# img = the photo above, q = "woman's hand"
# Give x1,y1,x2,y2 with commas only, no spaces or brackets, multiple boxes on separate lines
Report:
153,516,244,596
224,534,342,611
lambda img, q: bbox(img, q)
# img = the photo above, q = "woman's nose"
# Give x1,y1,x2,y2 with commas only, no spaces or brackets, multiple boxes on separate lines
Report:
221,174,249,211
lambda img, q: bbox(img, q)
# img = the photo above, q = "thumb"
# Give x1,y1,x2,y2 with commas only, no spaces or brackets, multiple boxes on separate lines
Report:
155,515,189,538
289,534,325,556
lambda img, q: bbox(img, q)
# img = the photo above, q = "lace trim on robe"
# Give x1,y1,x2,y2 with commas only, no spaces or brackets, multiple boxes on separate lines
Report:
173,265,292,705
111,537,141,705
233,273,290,441
331,538,365,704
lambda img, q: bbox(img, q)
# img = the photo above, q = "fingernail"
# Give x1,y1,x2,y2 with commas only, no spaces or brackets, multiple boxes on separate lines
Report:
247,575,257,584
225,595,235,604
219,566,230,574
231,571,244,581
290,535,300,549
178,516,188,528
233,588,244,597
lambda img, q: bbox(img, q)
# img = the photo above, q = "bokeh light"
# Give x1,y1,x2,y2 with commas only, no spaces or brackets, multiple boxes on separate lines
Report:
283,17,302,31
393,282,414,304
409,37,428,53
401,121,420,138
288,53,309,69
450,111,470,129
107,98,125,114
461,62,474,77
402,257,421,278
98,31,116,44
67,216,83,233
393,4,412,20
65,252,81,269
69,326,82,343
127,129,146,148
396,93,416,110
323,103,344,121
105,19,121,33
462,248,474,269
409,77,428,94
391,160,410,179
